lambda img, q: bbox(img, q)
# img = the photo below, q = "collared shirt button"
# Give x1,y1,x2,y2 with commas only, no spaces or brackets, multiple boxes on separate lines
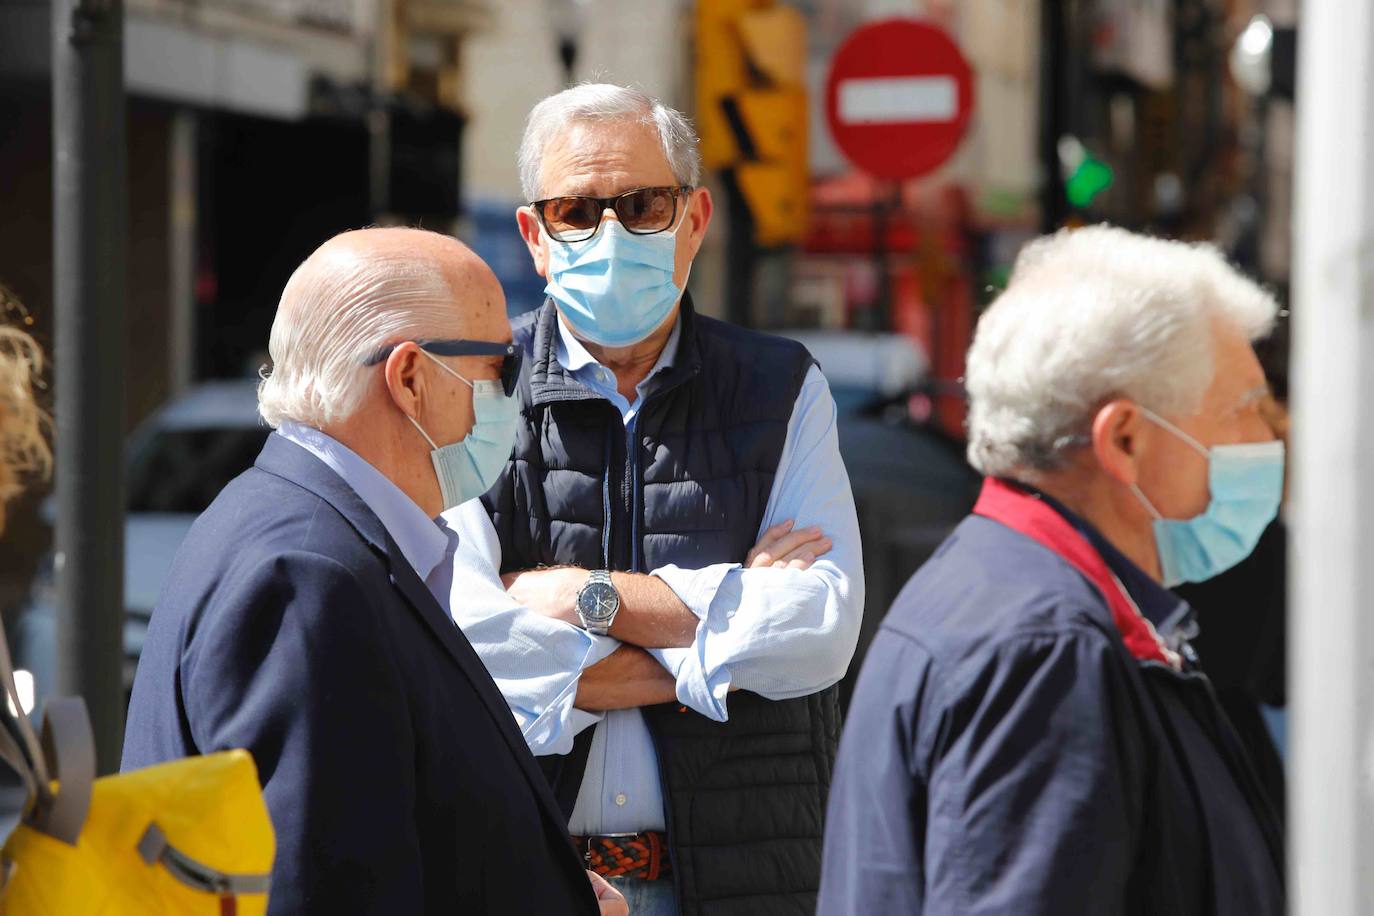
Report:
614,793,627,806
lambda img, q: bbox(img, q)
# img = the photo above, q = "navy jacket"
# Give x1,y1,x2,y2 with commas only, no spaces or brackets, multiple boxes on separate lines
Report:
818,497,1284,915
123,435,598,916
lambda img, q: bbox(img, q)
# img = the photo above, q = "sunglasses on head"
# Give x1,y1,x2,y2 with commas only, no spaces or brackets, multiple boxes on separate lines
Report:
531,185,693,243
363,339,523,397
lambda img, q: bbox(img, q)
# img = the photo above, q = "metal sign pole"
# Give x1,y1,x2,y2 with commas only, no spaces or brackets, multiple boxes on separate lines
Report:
1291,0,1374,909
52,0,127,774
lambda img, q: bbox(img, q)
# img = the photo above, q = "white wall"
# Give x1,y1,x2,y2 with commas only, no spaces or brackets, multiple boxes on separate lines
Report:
462,0,567,202
462,0,690,204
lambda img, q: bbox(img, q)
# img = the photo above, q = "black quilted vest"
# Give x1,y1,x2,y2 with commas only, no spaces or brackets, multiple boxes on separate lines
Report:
483,297,842,916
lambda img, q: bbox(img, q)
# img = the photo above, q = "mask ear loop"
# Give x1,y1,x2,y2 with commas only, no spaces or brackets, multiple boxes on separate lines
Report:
409,350,495,448
407,414,439,450
1131,404,1210,521
664,188,696,239
1131,483,1165,520
1137,405,1210,457
420,350,475,389
403,350,474,450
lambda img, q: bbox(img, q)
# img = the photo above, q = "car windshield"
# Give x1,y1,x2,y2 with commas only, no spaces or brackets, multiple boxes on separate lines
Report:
127,427,271,514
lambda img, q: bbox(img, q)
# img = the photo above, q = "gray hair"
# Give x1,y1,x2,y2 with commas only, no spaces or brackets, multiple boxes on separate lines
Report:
257,234,457,429
965,225,1278,478
517,83,702,202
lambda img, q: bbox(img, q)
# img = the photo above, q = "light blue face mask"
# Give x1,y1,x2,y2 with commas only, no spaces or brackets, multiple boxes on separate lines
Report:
1131,406,1285,588
407,352,519,510
543,217,687,348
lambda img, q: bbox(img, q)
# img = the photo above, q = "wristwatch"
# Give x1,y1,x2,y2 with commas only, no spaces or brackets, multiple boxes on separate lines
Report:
575,570,621,636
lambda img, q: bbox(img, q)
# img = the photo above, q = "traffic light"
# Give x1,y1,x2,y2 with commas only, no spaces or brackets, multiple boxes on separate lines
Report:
695,0,809,246
1057,135,1114,210
1065,155,1113,209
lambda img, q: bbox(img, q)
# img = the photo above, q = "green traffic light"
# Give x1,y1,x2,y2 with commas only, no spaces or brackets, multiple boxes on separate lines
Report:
1066,156,1114,209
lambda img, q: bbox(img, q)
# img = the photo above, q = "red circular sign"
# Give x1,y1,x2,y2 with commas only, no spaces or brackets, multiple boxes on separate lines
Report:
824,19,976,180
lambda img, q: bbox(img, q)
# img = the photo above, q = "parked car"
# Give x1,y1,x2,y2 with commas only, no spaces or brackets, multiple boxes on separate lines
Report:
14,380,269,704
780,330,980,709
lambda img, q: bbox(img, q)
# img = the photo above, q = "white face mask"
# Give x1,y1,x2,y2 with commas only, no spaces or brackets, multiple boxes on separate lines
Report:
407,352,519,510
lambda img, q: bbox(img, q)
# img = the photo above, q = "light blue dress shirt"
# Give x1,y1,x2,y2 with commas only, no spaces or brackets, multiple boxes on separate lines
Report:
274,422,448,584
442,314,865,836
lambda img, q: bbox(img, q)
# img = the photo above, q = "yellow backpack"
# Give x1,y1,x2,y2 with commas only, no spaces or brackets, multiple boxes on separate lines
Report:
0,635,274,914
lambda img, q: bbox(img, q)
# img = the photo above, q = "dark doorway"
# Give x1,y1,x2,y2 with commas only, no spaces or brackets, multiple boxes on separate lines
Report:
197,111,371,380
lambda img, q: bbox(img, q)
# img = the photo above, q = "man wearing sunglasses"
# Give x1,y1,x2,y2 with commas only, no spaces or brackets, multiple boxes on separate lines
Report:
124,228,625,916
442,84,864,916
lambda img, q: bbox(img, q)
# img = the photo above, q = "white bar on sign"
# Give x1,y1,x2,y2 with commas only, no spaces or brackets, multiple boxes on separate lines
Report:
838,76,958,125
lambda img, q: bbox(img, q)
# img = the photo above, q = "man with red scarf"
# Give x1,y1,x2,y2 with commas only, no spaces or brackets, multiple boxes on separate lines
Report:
819,226,1285,915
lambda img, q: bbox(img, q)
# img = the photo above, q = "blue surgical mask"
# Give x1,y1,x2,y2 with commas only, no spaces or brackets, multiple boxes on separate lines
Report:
407,352,519,510
1131,406,1285,587
543,217,687,348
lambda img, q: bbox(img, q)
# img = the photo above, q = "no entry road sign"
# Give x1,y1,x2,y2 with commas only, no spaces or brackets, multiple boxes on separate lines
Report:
824,18,976,180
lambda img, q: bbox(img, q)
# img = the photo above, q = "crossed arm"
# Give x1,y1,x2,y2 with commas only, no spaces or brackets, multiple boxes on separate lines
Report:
501,519,834,711
452,366,863,745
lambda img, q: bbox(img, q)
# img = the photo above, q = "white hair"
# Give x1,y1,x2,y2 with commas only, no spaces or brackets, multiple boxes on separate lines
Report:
257,237,456,429
965,225,1278,478
517,83,702,202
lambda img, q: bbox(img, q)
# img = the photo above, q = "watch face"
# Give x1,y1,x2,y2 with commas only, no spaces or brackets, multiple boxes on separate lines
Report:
578,581,620,623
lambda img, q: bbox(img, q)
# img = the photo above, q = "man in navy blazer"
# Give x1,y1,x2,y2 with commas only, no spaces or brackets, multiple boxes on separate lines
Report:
123,228,623,915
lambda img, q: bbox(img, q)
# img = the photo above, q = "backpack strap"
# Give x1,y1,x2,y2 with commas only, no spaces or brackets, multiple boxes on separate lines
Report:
0,606,95,845
0,615,48,802
137,822,272,896
30,697,95,845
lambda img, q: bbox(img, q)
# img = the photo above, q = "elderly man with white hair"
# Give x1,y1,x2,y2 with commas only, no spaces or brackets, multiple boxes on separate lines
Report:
818,226,1285,915
123,228,624,916
441,83,864,914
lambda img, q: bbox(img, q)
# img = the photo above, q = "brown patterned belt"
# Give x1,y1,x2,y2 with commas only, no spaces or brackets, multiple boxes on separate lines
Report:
570,831,672,880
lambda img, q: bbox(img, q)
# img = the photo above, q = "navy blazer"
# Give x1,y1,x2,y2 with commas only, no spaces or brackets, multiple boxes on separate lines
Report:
123,435,598,915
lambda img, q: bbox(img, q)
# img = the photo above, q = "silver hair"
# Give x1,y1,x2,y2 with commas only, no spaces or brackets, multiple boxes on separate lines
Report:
517,83,702,202
965,225,1278,478
257,235,457,429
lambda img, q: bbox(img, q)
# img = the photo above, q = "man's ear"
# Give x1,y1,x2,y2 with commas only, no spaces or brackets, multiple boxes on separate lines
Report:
681,187,714,261
516,206,549,279
383,342,427,421
1091,399,1148,487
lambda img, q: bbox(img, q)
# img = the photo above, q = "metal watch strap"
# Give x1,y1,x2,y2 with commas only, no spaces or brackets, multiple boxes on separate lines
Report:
581,570,615,635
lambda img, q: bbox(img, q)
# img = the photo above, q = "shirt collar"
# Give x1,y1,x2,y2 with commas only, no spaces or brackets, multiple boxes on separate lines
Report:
554,311,681,381
1028,485,1197,646
275,421,448,581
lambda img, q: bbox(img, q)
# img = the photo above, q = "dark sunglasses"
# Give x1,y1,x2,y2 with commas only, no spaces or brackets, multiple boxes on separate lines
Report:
363,339,522,396
531,185,693,243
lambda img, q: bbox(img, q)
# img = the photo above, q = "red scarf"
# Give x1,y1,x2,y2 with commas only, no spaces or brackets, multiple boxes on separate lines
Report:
973,477,1179,669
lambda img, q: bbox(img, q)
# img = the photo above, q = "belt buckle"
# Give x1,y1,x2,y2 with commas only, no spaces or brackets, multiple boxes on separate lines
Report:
584,832,639,870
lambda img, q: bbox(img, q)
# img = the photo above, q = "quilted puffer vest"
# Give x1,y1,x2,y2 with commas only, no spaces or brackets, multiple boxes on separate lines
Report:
483,297,841,916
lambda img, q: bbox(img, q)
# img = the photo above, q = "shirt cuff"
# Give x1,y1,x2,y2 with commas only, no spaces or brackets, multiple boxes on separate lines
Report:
651,562,738,620
516,632,619,755
649,644,732,722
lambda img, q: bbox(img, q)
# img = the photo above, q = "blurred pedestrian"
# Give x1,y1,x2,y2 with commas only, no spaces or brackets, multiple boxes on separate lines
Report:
0,320,50,535
122,229,623,916
441,83,864,915
819,226,1284,915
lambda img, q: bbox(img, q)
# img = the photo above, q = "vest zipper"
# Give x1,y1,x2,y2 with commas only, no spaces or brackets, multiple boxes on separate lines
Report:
600,422,614,569
603,405,633,572
622,390,682,904
627,418,642,572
